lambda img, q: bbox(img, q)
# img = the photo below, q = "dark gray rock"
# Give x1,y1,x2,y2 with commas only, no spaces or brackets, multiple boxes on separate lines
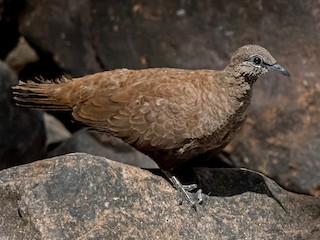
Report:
0,60,46,169
0,153,319,239
19,0,101,76
0,0,22,59
48,129,157,169
43,112,71,146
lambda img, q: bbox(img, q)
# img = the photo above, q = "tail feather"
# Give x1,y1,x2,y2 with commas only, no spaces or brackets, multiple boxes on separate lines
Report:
12,80,73,111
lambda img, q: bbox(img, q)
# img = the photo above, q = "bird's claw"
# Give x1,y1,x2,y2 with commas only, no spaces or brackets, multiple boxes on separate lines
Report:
163,171,203,209
177,184,203,208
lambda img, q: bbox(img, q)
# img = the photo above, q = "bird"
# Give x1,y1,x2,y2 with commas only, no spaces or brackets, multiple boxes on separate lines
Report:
12,45,289,207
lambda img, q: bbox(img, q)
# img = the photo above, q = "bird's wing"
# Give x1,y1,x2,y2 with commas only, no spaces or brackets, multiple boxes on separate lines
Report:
72,69,206,150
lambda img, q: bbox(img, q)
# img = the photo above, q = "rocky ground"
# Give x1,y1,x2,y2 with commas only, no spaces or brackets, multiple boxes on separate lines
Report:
0,0,319,239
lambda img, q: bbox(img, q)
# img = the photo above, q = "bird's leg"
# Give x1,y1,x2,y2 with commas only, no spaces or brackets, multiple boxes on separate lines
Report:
163,171,203,208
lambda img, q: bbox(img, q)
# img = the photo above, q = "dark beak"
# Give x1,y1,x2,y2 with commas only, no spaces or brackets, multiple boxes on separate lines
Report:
269,63,290,76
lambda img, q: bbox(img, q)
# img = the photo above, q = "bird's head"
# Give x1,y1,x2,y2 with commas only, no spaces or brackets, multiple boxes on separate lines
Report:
229,45,290,83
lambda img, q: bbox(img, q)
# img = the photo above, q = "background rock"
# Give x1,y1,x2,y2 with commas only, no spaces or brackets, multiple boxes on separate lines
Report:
48,129,157,169
5,37,39,74
18,0,101,76
0,0,23,59
43,112,71,146
0,153,319,239
0,60,46,170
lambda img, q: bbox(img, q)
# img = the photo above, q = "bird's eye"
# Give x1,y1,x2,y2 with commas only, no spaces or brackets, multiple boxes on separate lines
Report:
250,56,263,65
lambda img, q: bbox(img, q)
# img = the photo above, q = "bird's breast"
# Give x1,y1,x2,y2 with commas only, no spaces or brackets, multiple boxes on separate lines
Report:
179,88,252,156
198,90,242,132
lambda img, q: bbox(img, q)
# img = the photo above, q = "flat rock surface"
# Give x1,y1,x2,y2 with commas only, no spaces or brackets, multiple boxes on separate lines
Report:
0,153,319,239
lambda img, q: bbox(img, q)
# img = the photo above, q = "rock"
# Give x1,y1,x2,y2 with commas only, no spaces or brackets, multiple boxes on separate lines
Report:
17,1,320,195
19,0,101,76
5,36,39,74
0,60,46,170
227,82,320,196
48,130,157,169
0,153,319,239
43,112,71,146
0,0,22,59
17,1,317,72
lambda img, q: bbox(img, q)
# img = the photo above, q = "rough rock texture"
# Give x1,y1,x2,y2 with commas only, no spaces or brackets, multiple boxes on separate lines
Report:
48,130,157,169
17,1,307,72
16,0,320,195
0,60,46,170
0,153,319,239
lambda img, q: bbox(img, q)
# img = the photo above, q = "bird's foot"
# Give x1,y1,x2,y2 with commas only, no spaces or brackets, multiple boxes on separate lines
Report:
177,184,203,208
163,171,203,209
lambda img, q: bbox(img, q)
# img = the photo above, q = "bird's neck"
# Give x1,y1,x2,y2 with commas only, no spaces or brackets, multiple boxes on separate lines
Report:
242,74,258,85
225,65,259,85
222,67,255,101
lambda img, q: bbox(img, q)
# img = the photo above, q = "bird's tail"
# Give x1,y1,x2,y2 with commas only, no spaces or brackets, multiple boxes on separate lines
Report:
12,77,74,111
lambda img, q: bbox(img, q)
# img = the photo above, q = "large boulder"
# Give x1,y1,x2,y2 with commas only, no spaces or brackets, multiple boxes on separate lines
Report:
0,153,319,239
